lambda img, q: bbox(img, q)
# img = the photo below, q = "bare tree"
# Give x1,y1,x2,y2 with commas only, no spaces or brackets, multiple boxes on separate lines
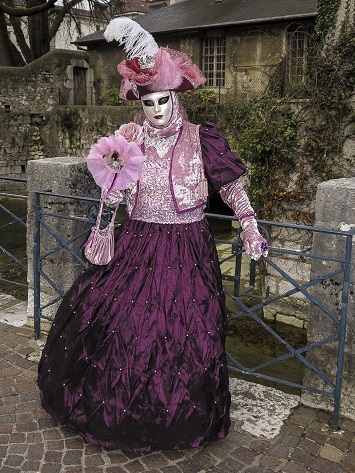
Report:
0,0,129,66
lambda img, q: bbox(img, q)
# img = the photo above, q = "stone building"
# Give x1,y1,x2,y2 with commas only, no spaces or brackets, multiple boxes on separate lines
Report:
75,0,317,103
0,0,317,185
0,50,136,187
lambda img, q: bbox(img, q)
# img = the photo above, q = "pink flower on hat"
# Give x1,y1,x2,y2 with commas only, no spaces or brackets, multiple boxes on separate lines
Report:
86,134,144,190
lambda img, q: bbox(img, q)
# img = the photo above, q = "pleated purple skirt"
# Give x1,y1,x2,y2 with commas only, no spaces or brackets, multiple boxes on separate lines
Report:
37,217,231,453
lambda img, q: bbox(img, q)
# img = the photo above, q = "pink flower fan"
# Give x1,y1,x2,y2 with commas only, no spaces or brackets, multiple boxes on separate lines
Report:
86,134,144,190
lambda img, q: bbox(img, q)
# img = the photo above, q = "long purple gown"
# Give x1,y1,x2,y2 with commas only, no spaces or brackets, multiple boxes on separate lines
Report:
37,123,246,453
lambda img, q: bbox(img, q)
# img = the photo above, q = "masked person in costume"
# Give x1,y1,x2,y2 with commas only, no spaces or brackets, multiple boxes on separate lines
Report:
37,18,268,453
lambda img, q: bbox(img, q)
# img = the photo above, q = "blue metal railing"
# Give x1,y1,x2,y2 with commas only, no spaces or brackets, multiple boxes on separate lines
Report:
220,218,354,430
31,190,353,430
0,176,28,291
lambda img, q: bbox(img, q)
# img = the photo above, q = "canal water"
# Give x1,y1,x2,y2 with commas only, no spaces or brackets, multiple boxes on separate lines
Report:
207,214,306,394
0,197,306,393
0,196,27,300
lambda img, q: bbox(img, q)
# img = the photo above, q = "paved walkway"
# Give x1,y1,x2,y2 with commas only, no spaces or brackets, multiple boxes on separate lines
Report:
1,320,355,473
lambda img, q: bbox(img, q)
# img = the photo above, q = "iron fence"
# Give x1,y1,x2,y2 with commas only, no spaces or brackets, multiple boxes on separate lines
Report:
30,190,354,430
0,183,352,429
208,214,354,430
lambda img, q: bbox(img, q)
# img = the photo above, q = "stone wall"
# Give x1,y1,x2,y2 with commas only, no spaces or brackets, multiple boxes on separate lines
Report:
0,49,139,191
0,49,91,113
0,105,138,191
262,228,312,329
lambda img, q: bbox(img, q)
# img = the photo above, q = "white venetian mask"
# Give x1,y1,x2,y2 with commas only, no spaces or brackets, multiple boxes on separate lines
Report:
141,91,173,127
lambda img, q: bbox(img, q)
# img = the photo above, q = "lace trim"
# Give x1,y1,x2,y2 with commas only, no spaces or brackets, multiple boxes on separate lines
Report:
144,133,178,158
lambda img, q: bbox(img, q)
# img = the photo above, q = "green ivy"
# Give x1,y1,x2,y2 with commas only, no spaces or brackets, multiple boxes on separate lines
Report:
225,97,298,219
102,87,124,106
180,89,221,124
313,0,341,41
181,93,299,220
58,108,82,143
304,1,355,183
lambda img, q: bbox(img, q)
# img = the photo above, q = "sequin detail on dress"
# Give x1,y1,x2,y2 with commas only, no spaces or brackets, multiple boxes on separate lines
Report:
133,144,204,224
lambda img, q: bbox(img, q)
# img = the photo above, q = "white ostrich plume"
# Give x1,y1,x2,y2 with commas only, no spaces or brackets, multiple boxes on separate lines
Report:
104,17,159,59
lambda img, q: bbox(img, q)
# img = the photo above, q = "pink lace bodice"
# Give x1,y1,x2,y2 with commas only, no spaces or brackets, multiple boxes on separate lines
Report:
132,142,204,224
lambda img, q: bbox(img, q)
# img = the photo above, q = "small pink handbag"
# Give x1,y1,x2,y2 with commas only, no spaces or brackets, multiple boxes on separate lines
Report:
83,176,119,265
83,199,118,265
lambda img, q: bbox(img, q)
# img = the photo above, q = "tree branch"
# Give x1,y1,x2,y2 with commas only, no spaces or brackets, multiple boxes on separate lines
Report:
9,15,34,63
0,0,57,17
48,0,90,39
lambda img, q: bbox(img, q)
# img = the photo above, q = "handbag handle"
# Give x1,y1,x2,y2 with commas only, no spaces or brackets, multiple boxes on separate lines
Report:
85,174,119,238
94,173,119,229
94,200,105,230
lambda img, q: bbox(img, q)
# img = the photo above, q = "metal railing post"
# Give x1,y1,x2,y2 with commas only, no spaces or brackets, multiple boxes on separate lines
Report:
232,238,242,297
33,192,41,340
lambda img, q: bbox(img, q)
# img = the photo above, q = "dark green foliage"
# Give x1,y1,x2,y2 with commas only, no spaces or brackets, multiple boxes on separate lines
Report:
58,108,82,143
182,2,355,223
101,87,124,106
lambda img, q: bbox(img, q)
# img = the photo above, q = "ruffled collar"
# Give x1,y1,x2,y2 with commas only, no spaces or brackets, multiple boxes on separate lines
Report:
143,116,182,139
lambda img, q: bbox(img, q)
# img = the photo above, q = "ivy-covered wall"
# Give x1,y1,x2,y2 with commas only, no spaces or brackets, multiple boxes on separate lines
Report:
179,0,355,326
181,0,355,226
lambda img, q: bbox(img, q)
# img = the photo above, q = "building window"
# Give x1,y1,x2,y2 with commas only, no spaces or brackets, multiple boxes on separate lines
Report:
202,37,226,87
287,27,308,83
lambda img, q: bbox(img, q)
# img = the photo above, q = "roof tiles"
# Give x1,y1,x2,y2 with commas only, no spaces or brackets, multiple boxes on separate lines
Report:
75,0,317,44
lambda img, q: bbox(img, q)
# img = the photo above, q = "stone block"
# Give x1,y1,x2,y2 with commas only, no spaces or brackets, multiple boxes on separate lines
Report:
26,157,100,331
315,178,355,225
302,178,355,421
10,166,22,174
276,314,305,328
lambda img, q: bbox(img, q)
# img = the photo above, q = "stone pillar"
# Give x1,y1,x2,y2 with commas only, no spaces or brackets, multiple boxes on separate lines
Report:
27,157,100,333
301,178,355,421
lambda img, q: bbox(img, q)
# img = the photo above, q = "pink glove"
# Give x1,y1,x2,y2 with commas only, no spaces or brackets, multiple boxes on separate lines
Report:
101,188,124,208
220,179,268,260
239,215,268,261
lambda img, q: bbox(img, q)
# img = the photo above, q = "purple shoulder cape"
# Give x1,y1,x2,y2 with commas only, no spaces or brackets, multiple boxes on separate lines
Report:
199,122,247,193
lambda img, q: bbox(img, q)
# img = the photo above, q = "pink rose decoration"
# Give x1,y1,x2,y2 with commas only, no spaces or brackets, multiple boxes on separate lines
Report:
115,122,144,145
86,134,144,190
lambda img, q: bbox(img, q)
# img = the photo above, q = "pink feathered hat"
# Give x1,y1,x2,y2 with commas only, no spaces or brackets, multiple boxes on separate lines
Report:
104,18,206,100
